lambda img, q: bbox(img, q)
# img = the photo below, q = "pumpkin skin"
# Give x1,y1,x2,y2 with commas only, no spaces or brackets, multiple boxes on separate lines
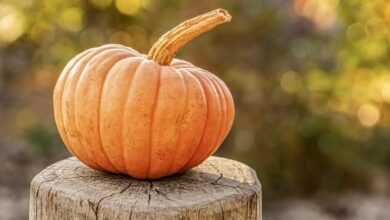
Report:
53,9,234,179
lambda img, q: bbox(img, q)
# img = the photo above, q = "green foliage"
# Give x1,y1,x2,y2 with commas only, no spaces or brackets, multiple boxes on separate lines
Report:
24,124,55,156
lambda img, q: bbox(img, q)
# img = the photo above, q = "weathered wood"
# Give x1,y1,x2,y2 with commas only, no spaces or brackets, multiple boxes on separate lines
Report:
29,156,261,220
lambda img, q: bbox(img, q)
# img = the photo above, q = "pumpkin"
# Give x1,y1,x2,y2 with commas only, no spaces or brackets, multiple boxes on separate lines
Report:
53,9,234,179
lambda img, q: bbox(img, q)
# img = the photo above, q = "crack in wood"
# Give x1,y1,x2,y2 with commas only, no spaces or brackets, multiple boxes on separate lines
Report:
213,182,241,193
147,181,153,207
128,199,138,220
248,192,259,219
218,201,225,220
153,187,174,202
33,175,59,220
211,173,224,184
92,181,133,219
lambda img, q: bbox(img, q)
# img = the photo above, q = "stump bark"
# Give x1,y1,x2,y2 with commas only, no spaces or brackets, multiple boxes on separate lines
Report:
29,156,261,220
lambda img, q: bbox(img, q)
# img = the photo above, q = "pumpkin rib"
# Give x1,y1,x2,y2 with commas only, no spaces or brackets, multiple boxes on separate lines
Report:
62,45,133,170
97,55,137,172
209,74,235,141
121,59,149,177
106,44,141,56
190,67,235,134
164,67,189,176
201,72,235,158
62,48,111,170
177,68,234,168
185,67,234,143
177,69,212,172
171,59,194,69
118,58,144,173
122,60,161,179
75,49,131,173
194,72,224,166
184,70,223,170
214,78,231,143
208,73,229,138
148,66,187,178
100,57,143,173
169,68,207,174
146,64,162,179
119,58,144,173
212,76,228,145
54,48,93,158
201,73,228,160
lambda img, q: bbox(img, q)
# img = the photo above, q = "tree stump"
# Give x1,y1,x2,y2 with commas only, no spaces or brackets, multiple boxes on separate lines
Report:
29,156,261,220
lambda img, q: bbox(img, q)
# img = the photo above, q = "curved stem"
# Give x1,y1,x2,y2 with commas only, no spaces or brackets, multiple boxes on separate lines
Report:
147,8,232,65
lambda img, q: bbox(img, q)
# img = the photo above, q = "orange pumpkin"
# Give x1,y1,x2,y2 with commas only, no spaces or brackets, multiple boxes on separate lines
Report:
53,9,234,179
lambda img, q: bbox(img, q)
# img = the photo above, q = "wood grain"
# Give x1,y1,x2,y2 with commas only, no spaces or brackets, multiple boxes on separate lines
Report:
29,156,261,219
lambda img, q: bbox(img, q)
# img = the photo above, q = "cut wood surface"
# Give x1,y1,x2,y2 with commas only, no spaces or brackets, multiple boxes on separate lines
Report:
29,156,261,220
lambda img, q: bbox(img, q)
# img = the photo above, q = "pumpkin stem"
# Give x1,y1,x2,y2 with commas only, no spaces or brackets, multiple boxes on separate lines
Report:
147,8,232,65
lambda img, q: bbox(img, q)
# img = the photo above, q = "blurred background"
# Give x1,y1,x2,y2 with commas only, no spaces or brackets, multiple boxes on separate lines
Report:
1,0,390,219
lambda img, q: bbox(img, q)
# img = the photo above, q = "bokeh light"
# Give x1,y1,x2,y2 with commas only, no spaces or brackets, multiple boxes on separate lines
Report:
115,0,142,16
357,104,380,127
294,0,338,31
384,2,390,23
0,3,25,44
58,7,84,32
381,80,390,102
